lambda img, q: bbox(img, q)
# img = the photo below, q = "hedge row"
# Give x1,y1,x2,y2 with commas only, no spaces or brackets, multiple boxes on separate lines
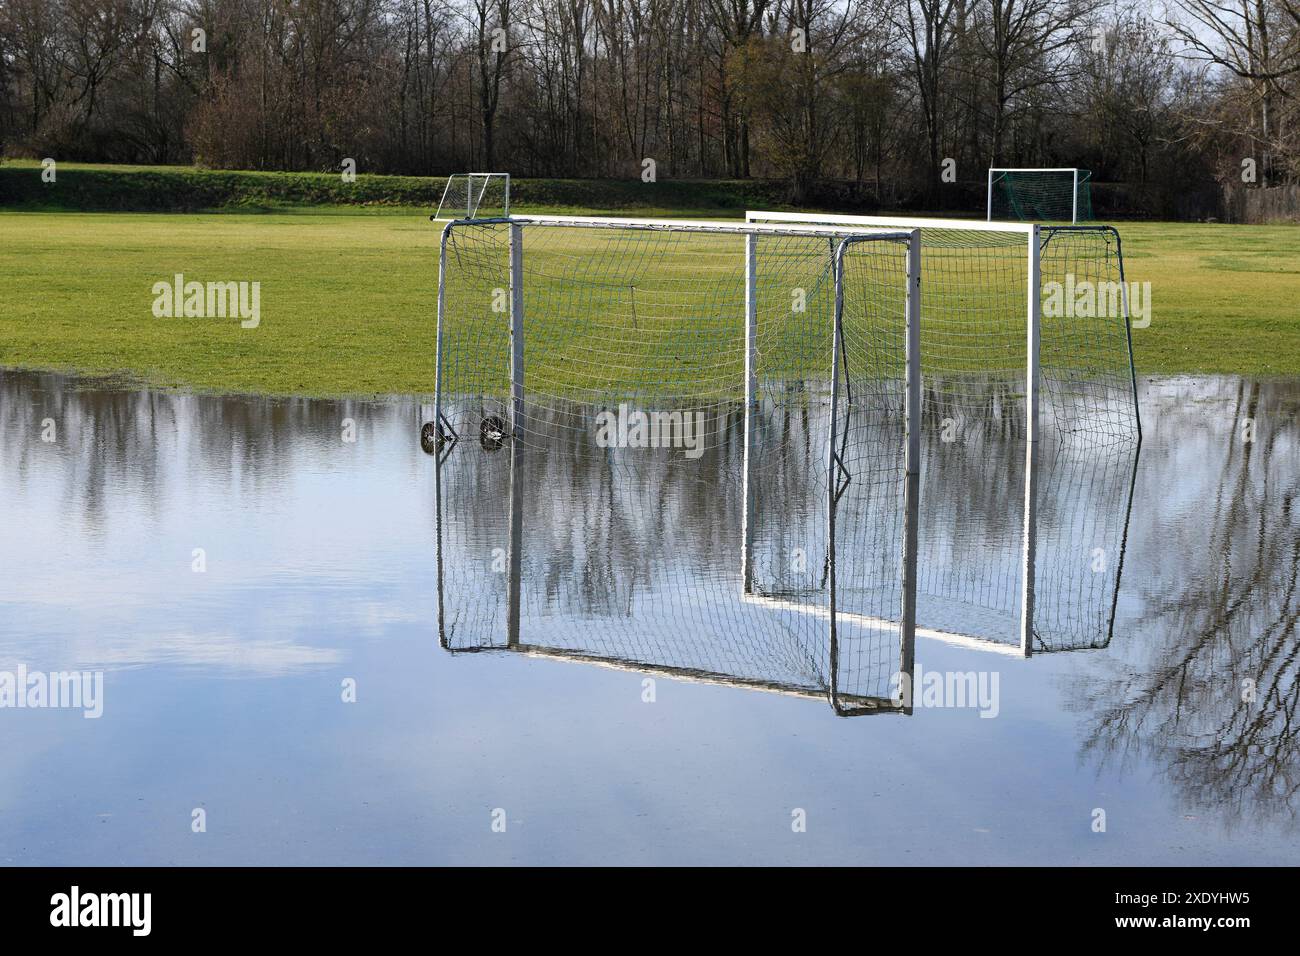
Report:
0,163,793,213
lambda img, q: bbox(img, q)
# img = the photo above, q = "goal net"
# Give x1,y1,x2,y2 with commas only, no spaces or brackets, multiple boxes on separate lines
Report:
434,172,510,221
1030,436,1139,653
432,215,920,714
745,400,1139,658
988,168,1093,223
747,210,1140,656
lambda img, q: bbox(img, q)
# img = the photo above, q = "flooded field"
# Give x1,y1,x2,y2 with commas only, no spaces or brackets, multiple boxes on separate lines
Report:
0,369,1295,864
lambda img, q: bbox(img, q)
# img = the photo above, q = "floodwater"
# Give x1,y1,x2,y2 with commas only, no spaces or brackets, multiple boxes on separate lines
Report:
0,368,1296,865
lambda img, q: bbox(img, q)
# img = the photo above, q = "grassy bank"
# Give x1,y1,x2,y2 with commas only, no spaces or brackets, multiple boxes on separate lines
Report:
0,203,1297,396
0,159,789,215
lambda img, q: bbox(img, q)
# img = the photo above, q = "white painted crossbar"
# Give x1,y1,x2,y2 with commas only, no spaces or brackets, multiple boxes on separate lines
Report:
746,209,1035,234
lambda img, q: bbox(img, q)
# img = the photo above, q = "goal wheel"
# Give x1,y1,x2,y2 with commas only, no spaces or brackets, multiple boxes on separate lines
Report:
419,421,440,455
480,415,507,450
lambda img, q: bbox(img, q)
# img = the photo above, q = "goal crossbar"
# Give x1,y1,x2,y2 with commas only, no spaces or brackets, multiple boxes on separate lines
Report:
746,209,1036,235
503,213,913,240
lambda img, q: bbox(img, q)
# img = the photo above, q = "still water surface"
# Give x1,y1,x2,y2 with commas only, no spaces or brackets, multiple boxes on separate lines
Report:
0,369,1296,864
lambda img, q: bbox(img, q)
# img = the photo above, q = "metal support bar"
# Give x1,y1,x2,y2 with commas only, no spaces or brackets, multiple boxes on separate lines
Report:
899,470,920,707
434,222,451,440
508,222,525,438
741,232,758,594
1114,230,1143,441
905,229,922,476
1020,225,1042,657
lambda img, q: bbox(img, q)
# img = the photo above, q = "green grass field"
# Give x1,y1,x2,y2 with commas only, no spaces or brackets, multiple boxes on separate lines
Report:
1,204,1297,396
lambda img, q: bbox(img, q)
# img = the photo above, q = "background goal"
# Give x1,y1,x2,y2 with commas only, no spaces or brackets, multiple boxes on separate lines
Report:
434,172,510,221
988,168,1093,223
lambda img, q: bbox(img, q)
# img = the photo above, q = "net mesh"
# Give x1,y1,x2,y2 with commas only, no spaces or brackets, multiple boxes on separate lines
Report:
990,169,1093,223
1031,436,1140,652
434,220,915,713
434,173,510,220
1039,226,1141,443
910,228,1031,447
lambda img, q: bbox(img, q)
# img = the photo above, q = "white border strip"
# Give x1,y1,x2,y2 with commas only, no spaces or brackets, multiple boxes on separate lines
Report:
511,213,912,240
741,594,1028,658
746,210,1036,235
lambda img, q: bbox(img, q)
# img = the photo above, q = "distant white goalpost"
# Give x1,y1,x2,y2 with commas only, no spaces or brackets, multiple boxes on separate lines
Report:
988,168,1093,223
434,172,510,220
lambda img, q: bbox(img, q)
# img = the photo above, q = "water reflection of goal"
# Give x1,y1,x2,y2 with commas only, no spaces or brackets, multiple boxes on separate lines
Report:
433,402,1138,713
746,418,1139,656
433,406,915,715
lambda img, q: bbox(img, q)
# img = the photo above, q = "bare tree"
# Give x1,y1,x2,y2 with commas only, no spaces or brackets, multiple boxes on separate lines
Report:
970,0,1098,166
889,0,961,199
1167,0,1300,182
469,0,514,169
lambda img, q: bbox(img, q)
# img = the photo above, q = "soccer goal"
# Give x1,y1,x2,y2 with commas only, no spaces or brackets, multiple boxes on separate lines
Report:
988,168,1092,223
434,172,510,220
433,214,922,714
433,215,923,449
747,209,1140,656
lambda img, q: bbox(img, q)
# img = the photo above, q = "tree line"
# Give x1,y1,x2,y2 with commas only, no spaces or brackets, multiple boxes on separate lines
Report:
0,0,1296,208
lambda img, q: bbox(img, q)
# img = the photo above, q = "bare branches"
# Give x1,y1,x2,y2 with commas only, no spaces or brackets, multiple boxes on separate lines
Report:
0,0,1296,199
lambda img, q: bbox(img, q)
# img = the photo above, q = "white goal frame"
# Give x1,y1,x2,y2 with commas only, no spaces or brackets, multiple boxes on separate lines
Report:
745,209,1141,441
987,167,1086,224
750,211,1039,657
434,172,511,220
746,209,1139,657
